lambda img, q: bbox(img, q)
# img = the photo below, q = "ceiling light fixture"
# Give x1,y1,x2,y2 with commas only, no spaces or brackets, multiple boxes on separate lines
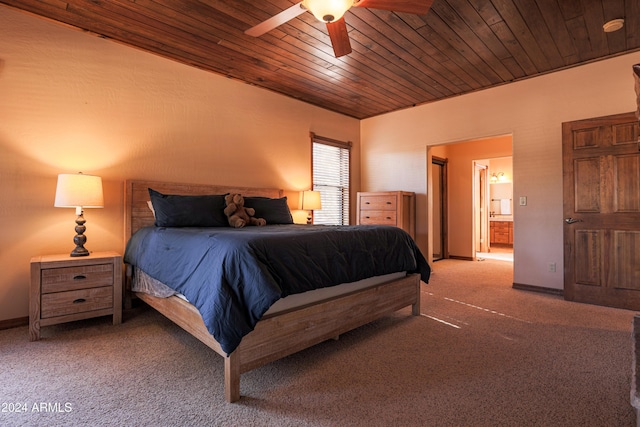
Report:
603,18,624,33
303,0,354,23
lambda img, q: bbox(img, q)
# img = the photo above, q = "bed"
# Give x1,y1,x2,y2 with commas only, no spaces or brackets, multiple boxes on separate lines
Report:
124,179,430,402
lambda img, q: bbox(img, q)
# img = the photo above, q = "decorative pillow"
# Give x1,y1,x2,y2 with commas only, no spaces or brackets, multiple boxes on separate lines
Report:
244,196,293,225
148,188,228,227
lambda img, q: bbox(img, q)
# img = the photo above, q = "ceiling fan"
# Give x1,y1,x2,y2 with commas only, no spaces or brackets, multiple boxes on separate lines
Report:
244,0,434,57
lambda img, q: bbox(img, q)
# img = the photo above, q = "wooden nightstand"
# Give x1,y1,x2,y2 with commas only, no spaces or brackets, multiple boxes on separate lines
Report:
29,251,122,341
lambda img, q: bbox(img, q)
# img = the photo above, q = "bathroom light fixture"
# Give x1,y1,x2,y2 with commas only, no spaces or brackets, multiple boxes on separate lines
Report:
603,18,624,33
490,172,506,183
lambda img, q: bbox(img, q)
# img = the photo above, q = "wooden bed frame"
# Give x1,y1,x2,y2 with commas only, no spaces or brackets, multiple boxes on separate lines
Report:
124,179,422,402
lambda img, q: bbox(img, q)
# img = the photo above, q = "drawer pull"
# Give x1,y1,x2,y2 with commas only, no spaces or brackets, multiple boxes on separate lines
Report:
365,202,370,204
386,201,392,204
386,217,392,219
365,216,370,219
73,275,87,280
73,298,87,304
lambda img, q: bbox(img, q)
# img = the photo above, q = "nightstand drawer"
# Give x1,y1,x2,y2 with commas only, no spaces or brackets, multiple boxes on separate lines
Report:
41,264,114,293
41,286,113,319
359,195,397,211
359,211,397,225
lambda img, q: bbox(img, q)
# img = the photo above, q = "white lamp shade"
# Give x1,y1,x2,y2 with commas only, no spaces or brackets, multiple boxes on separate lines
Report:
303,0,353,23
300,190,322,211
54,173,104,208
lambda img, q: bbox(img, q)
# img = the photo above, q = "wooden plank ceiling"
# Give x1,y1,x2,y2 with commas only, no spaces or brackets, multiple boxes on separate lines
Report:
2,0,639,119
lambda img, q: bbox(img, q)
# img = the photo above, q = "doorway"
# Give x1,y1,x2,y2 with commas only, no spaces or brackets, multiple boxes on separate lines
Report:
427,135,513,264
476,156,513,262
432,156,448,261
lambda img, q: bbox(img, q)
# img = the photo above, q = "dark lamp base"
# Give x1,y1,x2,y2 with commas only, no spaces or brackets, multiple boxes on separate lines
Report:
69,212,91,257
70,247,90,257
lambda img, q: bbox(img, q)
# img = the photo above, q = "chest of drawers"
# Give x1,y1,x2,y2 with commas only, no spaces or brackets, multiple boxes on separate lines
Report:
356,191,416,239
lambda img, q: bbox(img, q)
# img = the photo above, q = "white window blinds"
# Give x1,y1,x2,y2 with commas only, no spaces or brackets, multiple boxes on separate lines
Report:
312,133,351,225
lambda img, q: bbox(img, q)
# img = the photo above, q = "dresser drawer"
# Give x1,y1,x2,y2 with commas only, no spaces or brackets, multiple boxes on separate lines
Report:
41,264,114,293
359,195,397,211
359,210,397,225
41,286,113,319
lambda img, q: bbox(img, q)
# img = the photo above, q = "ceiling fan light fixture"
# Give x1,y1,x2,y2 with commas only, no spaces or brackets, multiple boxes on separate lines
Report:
303,0,354,23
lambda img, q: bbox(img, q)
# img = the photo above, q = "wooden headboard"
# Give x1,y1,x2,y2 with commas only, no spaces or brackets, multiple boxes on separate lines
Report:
124,180,284,242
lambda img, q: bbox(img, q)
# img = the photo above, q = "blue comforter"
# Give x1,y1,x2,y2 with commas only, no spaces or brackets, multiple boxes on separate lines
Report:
124,224,430,354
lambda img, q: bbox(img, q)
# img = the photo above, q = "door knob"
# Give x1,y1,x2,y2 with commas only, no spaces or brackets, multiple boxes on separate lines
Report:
564,218,583,224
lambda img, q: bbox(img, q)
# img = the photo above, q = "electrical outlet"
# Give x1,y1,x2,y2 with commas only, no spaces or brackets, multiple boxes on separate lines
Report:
519,196,527,206
548,262,556,273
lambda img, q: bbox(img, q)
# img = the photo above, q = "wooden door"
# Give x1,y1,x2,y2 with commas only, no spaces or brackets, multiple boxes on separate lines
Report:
563,112,640,310
474,162,489,253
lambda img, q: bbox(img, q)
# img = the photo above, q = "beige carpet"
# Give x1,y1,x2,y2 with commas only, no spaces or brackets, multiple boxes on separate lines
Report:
1,259,636,426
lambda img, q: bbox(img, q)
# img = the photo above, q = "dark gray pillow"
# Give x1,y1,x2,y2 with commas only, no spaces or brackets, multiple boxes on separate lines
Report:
148,188,228,227
244,196,293,225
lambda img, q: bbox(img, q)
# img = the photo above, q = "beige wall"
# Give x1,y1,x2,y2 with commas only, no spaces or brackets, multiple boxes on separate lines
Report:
361,50,640,291
0,8,360,322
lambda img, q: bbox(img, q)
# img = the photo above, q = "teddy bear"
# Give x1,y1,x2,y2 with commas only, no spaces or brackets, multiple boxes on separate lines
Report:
223,193,266,228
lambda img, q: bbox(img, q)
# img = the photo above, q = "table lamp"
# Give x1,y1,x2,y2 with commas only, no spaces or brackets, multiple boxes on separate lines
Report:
54,172,104,257
300,190,322,224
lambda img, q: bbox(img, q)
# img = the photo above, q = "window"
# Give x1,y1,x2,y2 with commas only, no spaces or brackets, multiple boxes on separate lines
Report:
311,133,351,225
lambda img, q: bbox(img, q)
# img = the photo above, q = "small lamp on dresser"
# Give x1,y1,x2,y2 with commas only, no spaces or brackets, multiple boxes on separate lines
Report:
300,190,322,224
54,172,104,257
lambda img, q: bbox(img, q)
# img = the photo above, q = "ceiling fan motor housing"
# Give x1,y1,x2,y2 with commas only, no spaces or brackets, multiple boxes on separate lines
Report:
323,14,336,22
304,0,353,23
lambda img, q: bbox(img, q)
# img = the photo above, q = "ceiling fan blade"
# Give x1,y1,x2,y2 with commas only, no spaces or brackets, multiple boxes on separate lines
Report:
354,0,434,15
245,2,307,37
326,18,352,57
